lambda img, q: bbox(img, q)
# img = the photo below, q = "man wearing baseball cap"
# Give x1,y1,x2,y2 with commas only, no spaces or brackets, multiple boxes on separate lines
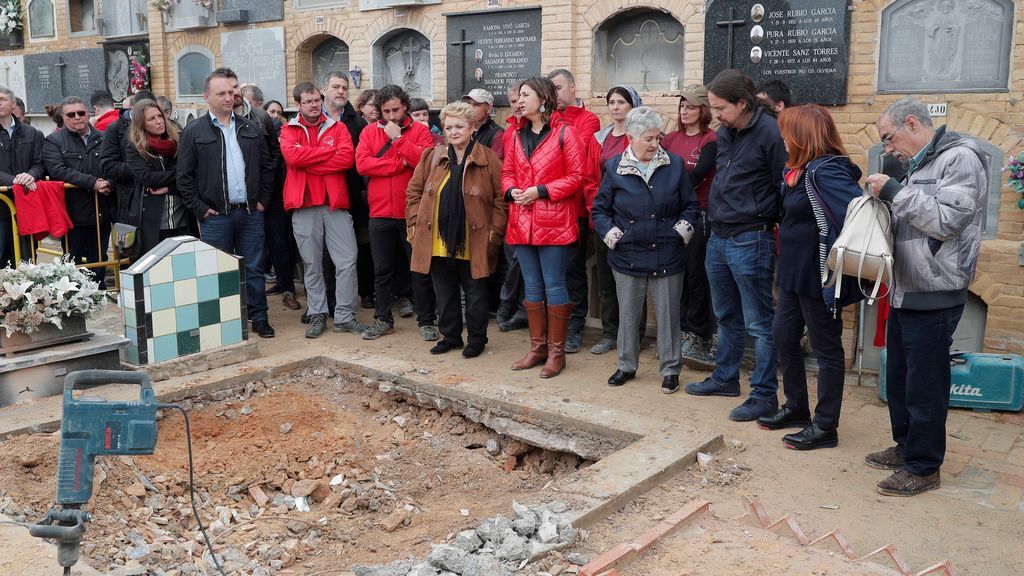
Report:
462,88,505,159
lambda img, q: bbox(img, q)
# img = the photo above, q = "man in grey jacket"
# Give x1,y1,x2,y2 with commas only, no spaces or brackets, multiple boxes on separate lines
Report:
865,98,987,497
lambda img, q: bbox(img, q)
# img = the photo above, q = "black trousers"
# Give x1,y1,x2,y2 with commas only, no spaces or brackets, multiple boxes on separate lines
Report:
498,240,524,319
67,223,111,290
431,257,489,347
368,217,435,325
680,210,714,339
773,290,846,430
886,304,964,476
565,218,590,333
264,200,297,292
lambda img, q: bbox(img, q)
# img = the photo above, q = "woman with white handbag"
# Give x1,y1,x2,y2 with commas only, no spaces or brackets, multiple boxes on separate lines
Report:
758,104,863,450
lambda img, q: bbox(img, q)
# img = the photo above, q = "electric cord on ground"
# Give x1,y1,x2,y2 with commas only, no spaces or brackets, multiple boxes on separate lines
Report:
0,519,33,529
157,403,228,576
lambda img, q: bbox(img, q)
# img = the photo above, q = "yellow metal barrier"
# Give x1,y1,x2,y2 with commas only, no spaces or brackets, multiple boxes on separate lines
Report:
0,183,128,291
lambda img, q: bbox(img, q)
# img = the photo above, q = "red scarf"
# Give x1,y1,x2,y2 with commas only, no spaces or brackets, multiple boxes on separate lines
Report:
147,134,178,157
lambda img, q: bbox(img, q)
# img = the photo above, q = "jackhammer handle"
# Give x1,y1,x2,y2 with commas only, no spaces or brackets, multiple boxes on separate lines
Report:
63,370,153,397
28,522,85,541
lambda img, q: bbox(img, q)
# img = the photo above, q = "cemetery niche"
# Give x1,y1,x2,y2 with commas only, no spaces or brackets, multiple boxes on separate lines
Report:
27,0,56,39
703,0,852,106
593,9,684,93
176,47,215,102
312,37,350,90
68,0,97,36
24,49,105,114
878,0,1012,93
105,42,150,103
445,7,542,107
373,28,432,100
102,0,148,38
221,26,287,107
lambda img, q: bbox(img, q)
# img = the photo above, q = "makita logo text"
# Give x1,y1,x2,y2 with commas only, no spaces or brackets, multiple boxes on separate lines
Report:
950,384,984,397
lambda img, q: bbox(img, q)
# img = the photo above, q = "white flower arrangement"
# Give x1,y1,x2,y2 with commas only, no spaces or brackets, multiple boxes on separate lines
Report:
0,258,107,337
0,0,23,36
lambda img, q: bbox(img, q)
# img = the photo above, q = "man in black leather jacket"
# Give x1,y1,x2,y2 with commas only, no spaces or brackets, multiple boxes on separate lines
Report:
0,87,45,268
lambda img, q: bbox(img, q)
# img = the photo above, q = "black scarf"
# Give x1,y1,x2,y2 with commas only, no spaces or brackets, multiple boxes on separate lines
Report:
438,141,474,258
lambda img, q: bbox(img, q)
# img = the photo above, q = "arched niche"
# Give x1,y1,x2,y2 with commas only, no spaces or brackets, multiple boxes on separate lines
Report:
878,0,1012,93
593,8,683,92
296,35,351,90
372,28,431,100
28,0,57,39
175,46,215,104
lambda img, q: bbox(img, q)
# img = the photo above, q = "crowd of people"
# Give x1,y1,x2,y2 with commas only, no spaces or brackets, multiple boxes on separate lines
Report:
0,65,986,496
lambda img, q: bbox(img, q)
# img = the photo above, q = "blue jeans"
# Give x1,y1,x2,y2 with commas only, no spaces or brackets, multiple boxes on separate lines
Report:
706,230,778,399
886,305,964,475
515,244,569,305
200,208,269,322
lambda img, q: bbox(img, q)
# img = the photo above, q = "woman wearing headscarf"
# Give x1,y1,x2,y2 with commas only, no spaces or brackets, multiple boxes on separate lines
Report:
591,107,700,393
662,84,719,370
406,102,507,358
502,76,584,378
758,104,863,450
587,84,642,356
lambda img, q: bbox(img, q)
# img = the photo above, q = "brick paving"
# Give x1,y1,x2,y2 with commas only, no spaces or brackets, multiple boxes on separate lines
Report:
938,410,1024,512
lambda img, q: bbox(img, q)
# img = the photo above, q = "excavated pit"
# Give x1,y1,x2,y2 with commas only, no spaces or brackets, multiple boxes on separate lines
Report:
0,363,635,575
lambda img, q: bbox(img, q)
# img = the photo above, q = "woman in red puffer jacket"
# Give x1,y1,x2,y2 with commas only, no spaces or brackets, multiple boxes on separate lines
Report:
501,76,584,379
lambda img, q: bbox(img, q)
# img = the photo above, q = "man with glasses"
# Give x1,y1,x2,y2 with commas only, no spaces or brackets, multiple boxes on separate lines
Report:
41,96,113,288
280,82,366,339
863,98,987,497
0,88,45,268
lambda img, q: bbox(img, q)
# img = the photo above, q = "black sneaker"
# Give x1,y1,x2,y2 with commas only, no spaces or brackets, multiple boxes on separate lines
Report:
865,446,904,470
251,319,276,338
728,397,778,422
498,316,528,332
305,313,327,338
684,377,740,397
565,330,583,354
661,375,680,394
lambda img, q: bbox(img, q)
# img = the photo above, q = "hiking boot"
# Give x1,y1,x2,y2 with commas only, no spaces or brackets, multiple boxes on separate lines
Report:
334,319,369,334
685,377,740,397
590,338,616,355
282,291,301,310
361,319,395,340
682,334,716,371
305,313,327,338
419,325,439,341
876,468,940,497
565,329,583,354
397,297,415,318
680,332,698,357
729,397,778,422
865,445,904,470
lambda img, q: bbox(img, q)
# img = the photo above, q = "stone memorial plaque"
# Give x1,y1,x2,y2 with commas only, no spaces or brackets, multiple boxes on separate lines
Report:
704,0,852,106
24,49,105,114
28,0,56,39
878,0,1011,93
0,56,27,102
102,0,148,38
105,42,149,103
593,10,684,93
221,27,287,107
373,30,432,100
312,38,350,90
177,51,214,99
445,7,542,107
219,0,284,24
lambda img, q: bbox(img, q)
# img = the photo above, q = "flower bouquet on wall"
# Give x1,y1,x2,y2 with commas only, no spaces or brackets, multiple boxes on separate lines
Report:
0,257,107,355
1003,151,1024,210
128,46,151,97
0,0,23,48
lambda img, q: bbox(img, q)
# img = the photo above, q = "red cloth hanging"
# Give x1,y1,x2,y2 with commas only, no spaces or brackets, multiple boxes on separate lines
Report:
873,285,890,347
12,181,73,240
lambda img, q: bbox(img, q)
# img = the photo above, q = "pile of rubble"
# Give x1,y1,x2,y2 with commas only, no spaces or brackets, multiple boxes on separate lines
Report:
352,501,584,576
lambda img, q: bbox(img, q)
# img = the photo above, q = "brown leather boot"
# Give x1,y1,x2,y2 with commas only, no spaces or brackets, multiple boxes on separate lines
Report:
541,303,573,378
511,301,547,370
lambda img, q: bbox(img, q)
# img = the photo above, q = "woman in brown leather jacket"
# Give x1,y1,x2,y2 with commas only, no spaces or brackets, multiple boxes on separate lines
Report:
406,102,508,358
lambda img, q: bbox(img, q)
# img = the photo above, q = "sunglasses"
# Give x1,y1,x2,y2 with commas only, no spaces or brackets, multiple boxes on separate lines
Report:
64,110,88,118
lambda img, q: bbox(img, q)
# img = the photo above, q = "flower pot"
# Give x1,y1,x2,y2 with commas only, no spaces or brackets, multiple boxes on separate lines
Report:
0,315,92,356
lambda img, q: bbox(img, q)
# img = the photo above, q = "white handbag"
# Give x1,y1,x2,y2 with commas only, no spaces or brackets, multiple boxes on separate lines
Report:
824,194,894,305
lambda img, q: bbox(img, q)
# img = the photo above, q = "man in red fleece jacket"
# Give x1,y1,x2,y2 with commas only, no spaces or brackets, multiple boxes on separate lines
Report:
354,84,436,341
280,82,368,339
548,68,601,354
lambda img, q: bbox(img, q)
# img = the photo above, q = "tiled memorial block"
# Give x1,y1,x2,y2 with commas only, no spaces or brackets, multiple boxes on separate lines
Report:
119,236,246,365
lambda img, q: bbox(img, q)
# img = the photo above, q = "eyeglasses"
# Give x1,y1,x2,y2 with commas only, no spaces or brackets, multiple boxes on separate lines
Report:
299,99,322,107
880,122,907,146
64,110,88,118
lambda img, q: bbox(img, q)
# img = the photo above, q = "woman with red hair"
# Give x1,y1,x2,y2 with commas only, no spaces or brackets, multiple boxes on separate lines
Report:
758,104,863,450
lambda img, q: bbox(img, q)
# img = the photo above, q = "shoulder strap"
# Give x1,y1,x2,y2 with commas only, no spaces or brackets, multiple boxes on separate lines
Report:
805,156,847,229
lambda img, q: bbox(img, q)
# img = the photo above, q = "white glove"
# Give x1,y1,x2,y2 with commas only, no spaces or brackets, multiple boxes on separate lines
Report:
603,226,623,250
674,219,695,245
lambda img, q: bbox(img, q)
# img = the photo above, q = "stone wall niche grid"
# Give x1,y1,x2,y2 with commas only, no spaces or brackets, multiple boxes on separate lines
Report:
312,37,351,91
372,28,432,100
878,0,1012,93
27,0,56,40
593,9,684,94
68,0,97,36
102,0,149,38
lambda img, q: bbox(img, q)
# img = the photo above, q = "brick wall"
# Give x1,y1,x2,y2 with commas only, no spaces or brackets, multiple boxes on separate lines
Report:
6,0,1022,355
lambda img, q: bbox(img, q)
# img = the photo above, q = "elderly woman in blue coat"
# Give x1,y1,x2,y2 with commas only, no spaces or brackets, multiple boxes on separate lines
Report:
591,107,701,393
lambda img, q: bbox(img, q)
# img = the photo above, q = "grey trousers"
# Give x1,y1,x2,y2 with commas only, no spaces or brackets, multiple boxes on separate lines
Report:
292,206,359,323
613,270,683,376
